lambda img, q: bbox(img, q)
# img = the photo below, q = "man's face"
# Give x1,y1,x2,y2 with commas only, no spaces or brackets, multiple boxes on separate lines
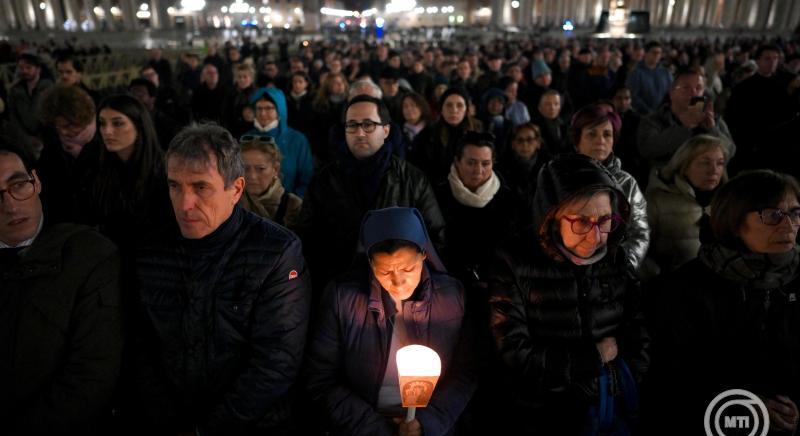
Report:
612,89,632,113
290,60,306,73
670,73,705,112
17,60,39,83
141,67,160,87
379,78,399,97
757,50,781,77
56,61,81,85
345,102,389,159
370,247,426,303
129,85,155,110
487,58,503,72
0,152,42,247
264,63,279,78
167,151,244,239
388,56,401,69
202,65,219,89
538,94,561,120
645,47,663,67
456,61,471,80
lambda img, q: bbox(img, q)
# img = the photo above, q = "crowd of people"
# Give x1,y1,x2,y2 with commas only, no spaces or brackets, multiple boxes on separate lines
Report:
1,33,800,435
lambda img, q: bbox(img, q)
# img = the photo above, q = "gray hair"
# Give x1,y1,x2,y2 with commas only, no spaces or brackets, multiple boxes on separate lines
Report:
661,134,733,182
166,123,245,187
348,78,383,100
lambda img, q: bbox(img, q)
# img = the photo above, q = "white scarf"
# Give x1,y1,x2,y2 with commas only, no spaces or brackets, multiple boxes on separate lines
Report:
447,163,501,208
253,118,279,132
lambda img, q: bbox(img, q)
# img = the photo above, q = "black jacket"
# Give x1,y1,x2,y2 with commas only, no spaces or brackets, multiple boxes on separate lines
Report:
297,156,445,294
0,223,122,435
488,155,649,433
134,206,311,435
305,265,476,436
645,250,800,435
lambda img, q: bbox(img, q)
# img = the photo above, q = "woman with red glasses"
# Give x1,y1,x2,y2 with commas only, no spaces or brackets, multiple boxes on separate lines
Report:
488,153,649,435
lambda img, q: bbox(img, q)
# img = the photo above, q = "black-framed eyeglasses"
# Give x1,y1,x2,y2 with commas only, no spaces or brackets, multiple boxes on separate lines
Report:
345,120,385,133
562,214,623,235
0,178,36,203
756,208,800,226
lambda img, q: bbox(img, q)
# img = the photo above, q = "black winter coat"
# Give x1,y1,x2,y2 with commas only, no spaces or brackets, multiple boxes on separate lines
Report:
134,206,311,435
305,265,476,436
297,156,445,293
0,223,123,435
645,255,800,435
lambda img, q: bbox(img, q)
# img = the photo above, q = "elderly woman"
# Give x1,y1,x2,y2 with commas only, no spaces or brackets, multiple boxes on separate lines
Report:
305,207,476,436
37,85,102,223
434,131,521,286
244,87,313,197
239,135,302,228
489,154,649,434
647,170,800,435
571,103,650,272
645,134,732,275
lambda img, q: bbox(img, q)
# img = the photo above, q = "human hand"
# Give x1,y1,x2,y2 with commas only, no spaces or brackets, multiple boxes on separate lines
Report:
698,107,716,130
676,108,705,129
596,337,618,364
764,395,799,433
395,418,422,436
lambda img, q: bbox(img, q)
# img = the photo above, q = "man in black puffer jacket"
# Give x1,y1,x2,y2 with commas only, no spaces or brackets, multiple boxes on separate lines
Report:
133,124,311,436
296,95,445,297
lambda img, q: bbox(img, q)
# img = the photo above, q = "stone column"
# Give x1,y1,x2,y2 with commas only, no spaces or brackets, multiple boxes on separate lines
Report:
490,0,504,29
303,0,321,32
119,0,138,30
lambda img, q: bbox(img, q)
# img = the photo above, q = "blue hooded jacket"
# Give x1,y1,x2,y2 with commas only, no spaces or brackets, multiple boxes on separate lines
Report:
246,87,314,197
305,207,476,436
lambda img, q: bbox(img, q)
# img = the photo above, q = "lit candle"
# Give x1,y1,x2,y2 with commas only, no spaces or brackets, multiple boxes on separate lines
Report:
396,344,441,422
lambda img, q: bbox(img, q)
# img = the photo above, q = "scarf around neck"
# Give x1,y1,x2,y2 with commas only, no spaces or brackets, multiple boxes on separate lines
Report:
447,163,501,208
699,243,800,290
555,240,609,266
253,118,279,133
60,119,96,158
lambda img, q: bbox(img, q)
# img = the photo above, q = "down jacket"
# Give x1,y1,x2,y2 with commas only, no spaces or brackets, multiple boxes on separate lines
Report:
488,154,649,433
134,206,311,435
604,155,650,272
0,223,122,435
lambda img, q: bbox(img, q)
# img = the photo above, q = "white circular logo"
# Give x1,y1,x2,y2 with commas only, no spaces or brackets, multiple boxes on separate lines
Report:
704,389,770,436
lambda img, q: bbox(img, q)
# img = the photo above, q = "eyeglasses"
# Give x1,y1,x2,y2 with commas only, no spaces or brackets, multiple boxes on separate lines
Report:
255,105,277,112
0,178,36,203
239,135,277,147
345,120,385,133
562,214,623,235
756,208,800,226
514,136,540,144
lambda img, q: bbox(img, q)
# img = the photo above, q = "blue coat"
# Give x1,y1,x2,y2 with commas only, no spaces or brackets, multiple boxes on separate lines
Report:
305,264,476,436
246,87,314,197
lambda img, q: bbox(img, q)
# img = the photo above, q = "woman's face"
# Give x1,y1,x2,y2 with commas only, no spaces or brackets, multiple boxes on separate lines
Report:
454,144,493,191
242,149,279,195
511,127,541,160
370,247,426,304
402,97,422,125
235,71,253,90
291,75,308,94
441,94,467,126
98,108,138,162
557,192,612,260
685,147,726,192
577,120,614,162
254,98,278,126
738,192,800,254
329,76,346,96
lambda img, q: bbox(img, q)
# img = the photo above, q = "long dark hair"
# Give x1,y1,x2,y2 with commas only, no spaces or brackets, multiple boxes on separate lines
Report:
94,94,164,217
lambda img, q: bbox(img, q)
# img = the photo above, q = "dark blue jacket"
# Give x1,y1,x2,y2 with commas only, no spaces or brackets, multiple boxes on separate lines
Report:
134,206,311,435
305,264,476,436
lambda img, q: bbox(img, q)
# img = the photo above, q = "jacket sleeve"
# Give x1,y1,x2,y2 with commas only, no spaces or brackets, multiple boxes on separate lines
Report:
621,176,650,272
293,132,315,198
14,242,123,433
304,283,394,436
412,170,447,252
203,236,312,433
416,288,478,436
617,275,650,383
488,253,603,398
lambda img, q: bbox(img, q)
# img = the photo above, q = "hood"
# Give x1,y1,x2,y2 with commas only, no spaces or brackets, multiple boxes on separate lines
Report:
479,87,507,121
250,87,289,134
358,207,446,273
532,153,631,261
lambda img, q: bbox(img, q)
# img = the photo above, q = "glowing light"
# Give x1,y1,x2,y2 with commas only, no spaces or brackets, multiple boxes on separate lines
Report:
228,1,250,13
259,6,267,13
375,17,385,28
180,0,206,12
449,15,455,23
110,6,122,15
140,3,149,11
456,15,464,23
321,7,355,17
294,7,302,14
267,22,273,28
562,19,574,31
476,7,491,17
93,6,105,17
39,2,46,10
302,40,309,47
283,23,290,29
345,19,351,25
426,6,438,14
397,345,441,377
338,21,346,29
511,0,520,8
221,6,228,12
166,6,176,15
136,10,151,18
414,7,424,14
248,6,255,13
360,19,367,28
386,0,417,14
361,8,377,17
272,13,282,22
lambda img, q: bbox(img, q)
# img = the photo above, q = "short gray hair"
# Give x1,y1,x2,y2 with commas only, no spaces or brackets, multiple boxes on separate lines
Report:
348,78,383,100
166,123,244,187
661,134,732,182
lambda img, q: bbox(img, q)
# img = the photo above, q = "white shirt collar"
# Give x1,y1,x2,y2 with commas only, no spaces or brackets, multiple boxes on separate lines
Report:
0,214,44,249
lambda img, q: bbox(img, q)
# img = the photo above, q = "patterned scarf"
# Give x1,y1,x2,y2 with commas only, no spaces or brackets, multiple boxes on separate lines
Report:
698,243,800,290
